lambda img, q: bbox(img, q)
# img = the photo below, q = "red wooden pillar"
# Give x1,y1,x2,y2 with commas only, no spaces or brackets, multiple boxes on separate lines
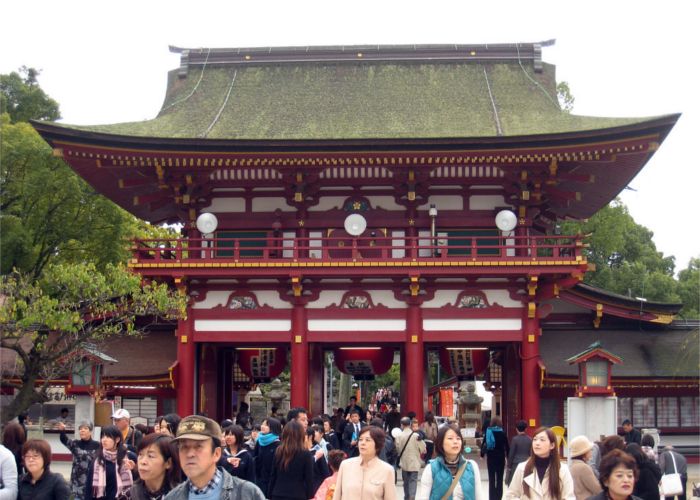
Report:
521,303,541,430
405,304,425,421
290,304,309,410
176,315,196,417
308,344,325,417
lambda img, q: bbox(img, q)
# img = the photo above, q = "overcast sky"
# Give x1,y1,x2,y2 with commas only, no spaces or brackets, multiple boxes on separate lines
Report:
2,0,698,276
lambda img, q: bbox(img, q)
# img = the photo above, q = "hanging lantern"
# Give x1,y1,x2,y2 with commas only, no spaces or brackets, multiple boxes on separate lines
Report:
236,347,288,383
439,348,489,380
333,348,394,381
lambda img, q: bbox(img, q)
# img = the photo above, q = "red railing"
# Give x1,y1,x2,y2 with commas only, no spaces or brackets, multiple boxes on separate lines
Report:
132,235,583,264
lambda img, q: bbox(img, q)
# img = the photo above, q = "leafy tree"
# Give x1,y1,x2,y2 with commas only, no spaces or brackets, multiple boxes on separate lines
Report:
0,262,186,423
557,81,575,113
560,200,693,309
0,67,60,123
1,111,175,278
677,257,700,319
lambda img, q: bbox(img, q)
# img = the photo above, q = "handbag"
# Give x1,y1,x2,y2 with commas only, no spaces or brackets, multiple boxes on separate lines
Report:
441,458,469,500
659,452,683,496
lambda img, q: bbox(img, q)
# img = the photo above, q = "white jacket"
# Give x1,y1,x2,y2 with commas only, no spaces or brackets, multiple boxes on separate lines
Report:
505,461,575,500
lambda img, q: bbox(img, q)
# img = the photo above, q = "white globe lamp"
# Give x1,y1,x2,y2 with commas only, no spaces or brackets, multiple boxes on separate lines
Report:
495,210,517,232
196,212,219,235
344,213,367,236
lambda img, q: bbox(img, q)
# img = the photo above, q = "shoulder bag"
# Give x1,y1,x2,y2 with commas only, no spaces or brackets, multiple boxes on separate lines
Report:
659,451,683,496
441,458,469,500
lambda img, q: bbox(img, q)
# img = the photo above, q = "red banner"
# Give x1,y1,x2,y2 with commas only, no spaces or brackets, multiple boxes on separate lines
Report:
439,387,454,417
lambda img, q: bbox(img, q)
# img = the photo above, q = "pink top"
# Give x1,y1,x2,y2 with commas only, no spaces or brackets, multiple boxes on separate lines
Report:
314,472,338,500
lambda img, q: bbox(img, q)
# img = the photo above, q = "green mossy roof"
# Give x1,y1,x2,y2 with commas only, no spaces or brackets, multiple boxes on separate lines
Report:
61,61,656,140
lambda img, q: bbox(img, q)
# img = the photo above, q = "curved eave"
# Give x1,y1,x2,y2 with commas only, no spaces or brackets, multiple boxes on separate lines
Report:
31,114,679,153
571,283,683,314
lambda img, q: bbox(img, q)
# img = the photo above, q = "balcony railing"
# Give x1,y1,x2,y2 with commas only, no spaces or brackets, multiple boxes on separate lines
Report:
132,234,583,265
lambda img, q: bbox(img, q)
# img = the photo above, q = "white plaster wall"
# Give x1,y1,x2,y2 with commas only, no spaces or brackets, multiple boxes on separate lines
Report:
195,319,291,331
202,197,245,212
469,195,507,210
308,291,346,309
483,290,521,308
308,319,406,331
252,198,295,212
422,290,461,308
193,291,235,309
368,290,407,308
426,195,464,211
254,291,293,309
423,318,522,331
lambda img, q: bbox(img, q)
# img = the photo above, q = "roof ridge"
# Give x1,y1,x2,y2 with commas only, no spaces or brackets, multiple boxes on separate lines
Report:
169,41,555,76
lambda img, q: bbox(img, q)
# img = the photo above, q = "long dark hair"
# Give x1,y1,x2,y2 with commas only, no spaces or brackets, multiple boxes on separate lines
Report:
98,425,127,467
137,433,182,490
1,422,25,456
522,427,561,499
424,411,436,426
274,420,306,471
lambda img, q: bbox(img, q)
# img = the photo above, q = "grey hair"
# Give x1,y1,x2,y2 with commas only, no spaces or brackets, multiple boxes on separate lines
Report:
78,420,94,431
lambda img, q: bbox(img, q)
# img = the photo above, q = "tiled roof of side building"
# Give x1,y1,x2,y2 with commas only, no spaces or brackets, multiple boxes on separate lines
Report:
540,325,699,378
45,43,668,140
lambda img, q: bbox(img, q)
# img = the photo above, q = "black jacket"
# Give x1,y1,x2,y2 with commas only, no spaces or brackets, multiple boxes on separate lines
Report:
324,431,340,451
268,450,314,499
19,470,71,500
253,439,279,495
342,421,366,456
480,427,510,463
633,461,663,500
219,448,256,483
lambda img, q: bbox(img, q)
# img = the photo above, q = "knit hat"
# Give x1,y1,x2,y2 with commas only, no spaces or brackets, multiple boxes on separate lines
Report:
569,435,594,458
78,420,94,431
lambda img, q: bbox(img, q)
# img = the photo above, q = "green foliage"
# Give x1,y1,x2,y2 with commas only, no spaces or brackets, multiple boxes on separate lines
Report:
0,67,60,123
368,362,400,396
561,200,698,315
0,262,186,422
677,258,700,319
556,81,575,113
0,114,174,277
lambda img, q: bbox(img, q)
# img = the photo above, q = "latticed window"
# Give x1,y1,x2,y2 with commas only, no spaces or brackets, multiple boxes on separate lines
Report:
680,397,699,427
617,397,632,424
632,398,656,427
656,397,679,427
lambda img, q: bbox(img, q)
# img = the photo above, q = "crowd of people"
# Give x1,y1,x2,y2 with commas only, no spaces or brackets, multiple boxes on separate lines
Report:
0,407,691,500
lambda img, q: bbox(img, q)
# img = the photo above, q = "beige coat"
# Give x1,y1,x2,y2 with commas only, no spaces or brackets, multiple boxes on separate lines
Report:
505,461,575,500
395,428,426,472
333,456,396,500
568,459,602,500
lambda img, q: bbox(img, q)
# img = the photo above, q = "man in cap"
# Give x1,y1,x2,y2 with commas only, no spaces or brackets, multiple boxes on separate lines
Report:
111,408,143,453
166,415,265,499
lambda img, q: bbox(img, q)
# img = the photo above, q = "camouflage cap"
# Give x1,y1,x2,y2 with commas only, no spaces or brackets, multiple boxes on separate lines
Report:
174,415,222,441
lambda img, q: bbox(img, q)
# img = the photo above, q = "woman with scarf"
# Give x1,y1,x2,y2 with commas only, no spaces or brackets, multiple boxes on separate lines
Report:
505,427,574,500
254,417,282,495
85,425,135,500
480,417,509,500
416,424,484,500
